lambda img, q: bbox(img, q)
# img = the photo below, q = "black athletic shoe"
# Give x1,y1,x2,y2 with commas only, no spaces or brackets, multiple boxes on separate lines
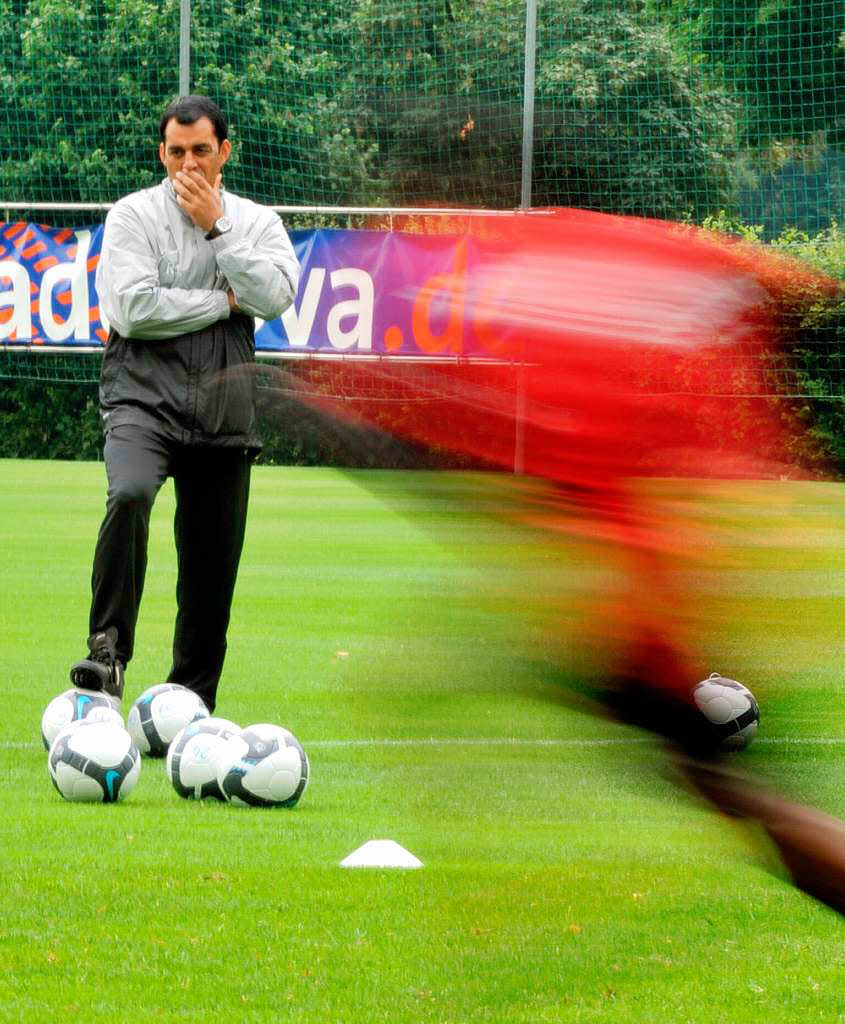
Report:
69,627,125,700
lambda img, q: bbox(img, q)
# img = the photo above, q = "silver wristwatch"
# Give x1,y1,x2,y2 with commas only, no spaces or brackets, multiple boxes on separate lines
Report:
205,216,233,240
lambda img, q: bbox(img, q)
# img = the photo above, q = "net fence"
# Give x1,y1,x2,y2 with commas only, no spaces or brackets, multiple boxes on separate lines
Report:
0,0,843,460
1,318,842,399
0,0,843,230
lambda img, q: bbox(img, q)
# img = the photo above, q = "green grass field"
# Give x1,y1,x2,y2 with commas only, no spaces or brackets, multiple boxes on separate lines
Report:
1,459,844,1023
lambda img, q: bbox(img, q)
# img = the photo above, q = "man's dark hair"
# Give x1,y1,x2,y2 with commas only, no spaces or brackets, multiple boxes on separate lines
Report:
159,95,228,144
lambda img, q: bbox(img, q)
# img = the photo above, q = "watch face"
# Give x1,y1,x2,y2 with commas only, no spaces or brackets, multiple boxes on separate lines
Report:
216,216,233,234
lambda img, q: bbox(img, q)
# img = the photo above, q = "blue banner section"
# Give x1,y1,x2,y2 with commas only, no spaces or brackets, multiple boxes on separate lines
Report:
0,222,497,358
0,222,103,346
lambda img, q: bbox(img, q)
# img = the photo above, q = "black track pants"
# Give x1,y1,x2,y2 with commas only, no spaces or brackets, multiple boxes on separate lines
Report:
89,423,252,712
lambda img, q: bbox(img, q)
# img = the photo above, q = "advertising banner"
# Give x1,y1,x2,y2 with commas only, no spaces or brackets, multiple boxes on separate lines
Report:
0,221,507,359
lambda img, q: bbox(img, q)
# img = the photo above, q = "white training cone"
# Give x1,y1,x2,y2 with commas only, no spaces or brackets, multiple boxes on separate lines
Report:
340,839,423,869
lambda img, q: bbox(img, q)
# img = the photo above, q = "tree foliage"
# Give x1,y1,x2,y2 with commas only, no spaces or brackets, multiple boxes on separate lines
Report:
531,1,737,218
0,0,373,208
0,0,842,226
334,0,739,217
0,0,179,206
0,0,743,219
649,0,845,235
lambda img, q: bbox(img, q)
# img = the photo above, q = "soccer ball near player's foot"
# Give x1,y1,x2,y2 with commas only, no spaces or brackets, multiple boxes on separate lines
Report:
216,723,309,807
167,717,241,800
48,719,141,802
127,683,209,757
692,673,760,751
41,687,123,750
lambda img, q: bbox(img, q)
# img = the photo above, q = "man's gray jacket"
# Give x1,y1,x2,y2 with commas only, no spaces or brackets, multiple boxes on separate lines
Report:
96,178,300,449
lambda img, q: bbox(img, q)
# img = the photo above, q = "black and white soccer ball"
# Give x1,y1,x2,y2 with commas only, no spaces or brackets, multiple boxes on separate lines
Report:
127,683,209,757
166,717,241,800
216,723,309,807
692,672,760,751
41,687,123,750
48,719,141,802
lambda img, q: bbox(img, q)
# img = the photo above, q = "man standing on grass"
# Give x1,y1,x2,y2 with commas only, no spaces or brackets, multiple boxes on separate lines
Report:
70,94,299,712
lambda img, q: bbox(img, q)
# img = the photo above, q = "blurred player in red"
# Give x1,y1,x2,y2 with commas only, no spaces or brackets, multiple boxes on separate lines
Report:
289,208,845,913
301,209,805,725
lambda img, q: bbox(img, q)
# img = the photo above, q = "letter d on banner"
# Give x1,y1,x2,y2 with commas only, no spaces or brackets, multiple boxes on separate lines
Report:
411,239,468,355
40,230,92,342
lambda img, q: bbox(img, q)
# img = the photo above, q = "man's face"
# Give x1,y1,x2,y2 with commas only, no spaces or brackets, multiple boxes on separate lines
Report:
159,116,231,186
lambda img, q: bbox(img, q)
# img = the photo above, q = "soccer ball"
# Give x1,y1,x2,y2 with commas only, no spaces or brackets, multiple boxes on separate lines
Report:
41,688,123,750
48,719,141,802
127,683,209,757
692,672,760,751
216,723,309,807
166,717,241,800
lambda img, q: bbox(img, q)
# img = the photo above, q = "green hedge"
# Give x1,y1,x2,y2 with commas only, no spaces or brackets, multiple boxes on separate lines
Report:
1,347,841,475
0,377,103,462
0,358,477,469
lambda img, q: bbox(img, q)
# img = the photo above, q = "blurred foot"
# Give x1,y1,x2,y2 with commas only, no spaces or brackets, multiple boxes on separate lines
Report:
593,635,717,755
679,756,845,916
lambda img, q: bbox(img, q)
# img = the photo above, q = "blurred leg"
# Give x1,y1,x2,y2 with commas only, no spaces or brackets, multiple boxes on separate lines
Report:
682,759,845,916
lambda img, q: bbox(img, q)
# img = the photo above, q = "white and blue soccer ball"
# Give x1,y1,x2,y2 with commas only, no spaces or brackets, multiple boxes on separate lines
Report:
41,688,123,750
216,723,309,807
48,719,141,803
127,683,209,757
166,717,241,800
693,672,760,751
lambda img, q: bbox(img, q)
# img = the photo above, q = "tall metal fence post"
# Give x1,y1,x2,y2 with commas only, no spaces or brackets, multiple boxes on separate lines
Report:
179,0,191,95
520,0,537,211
513,0,537,474
513,362,527,475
